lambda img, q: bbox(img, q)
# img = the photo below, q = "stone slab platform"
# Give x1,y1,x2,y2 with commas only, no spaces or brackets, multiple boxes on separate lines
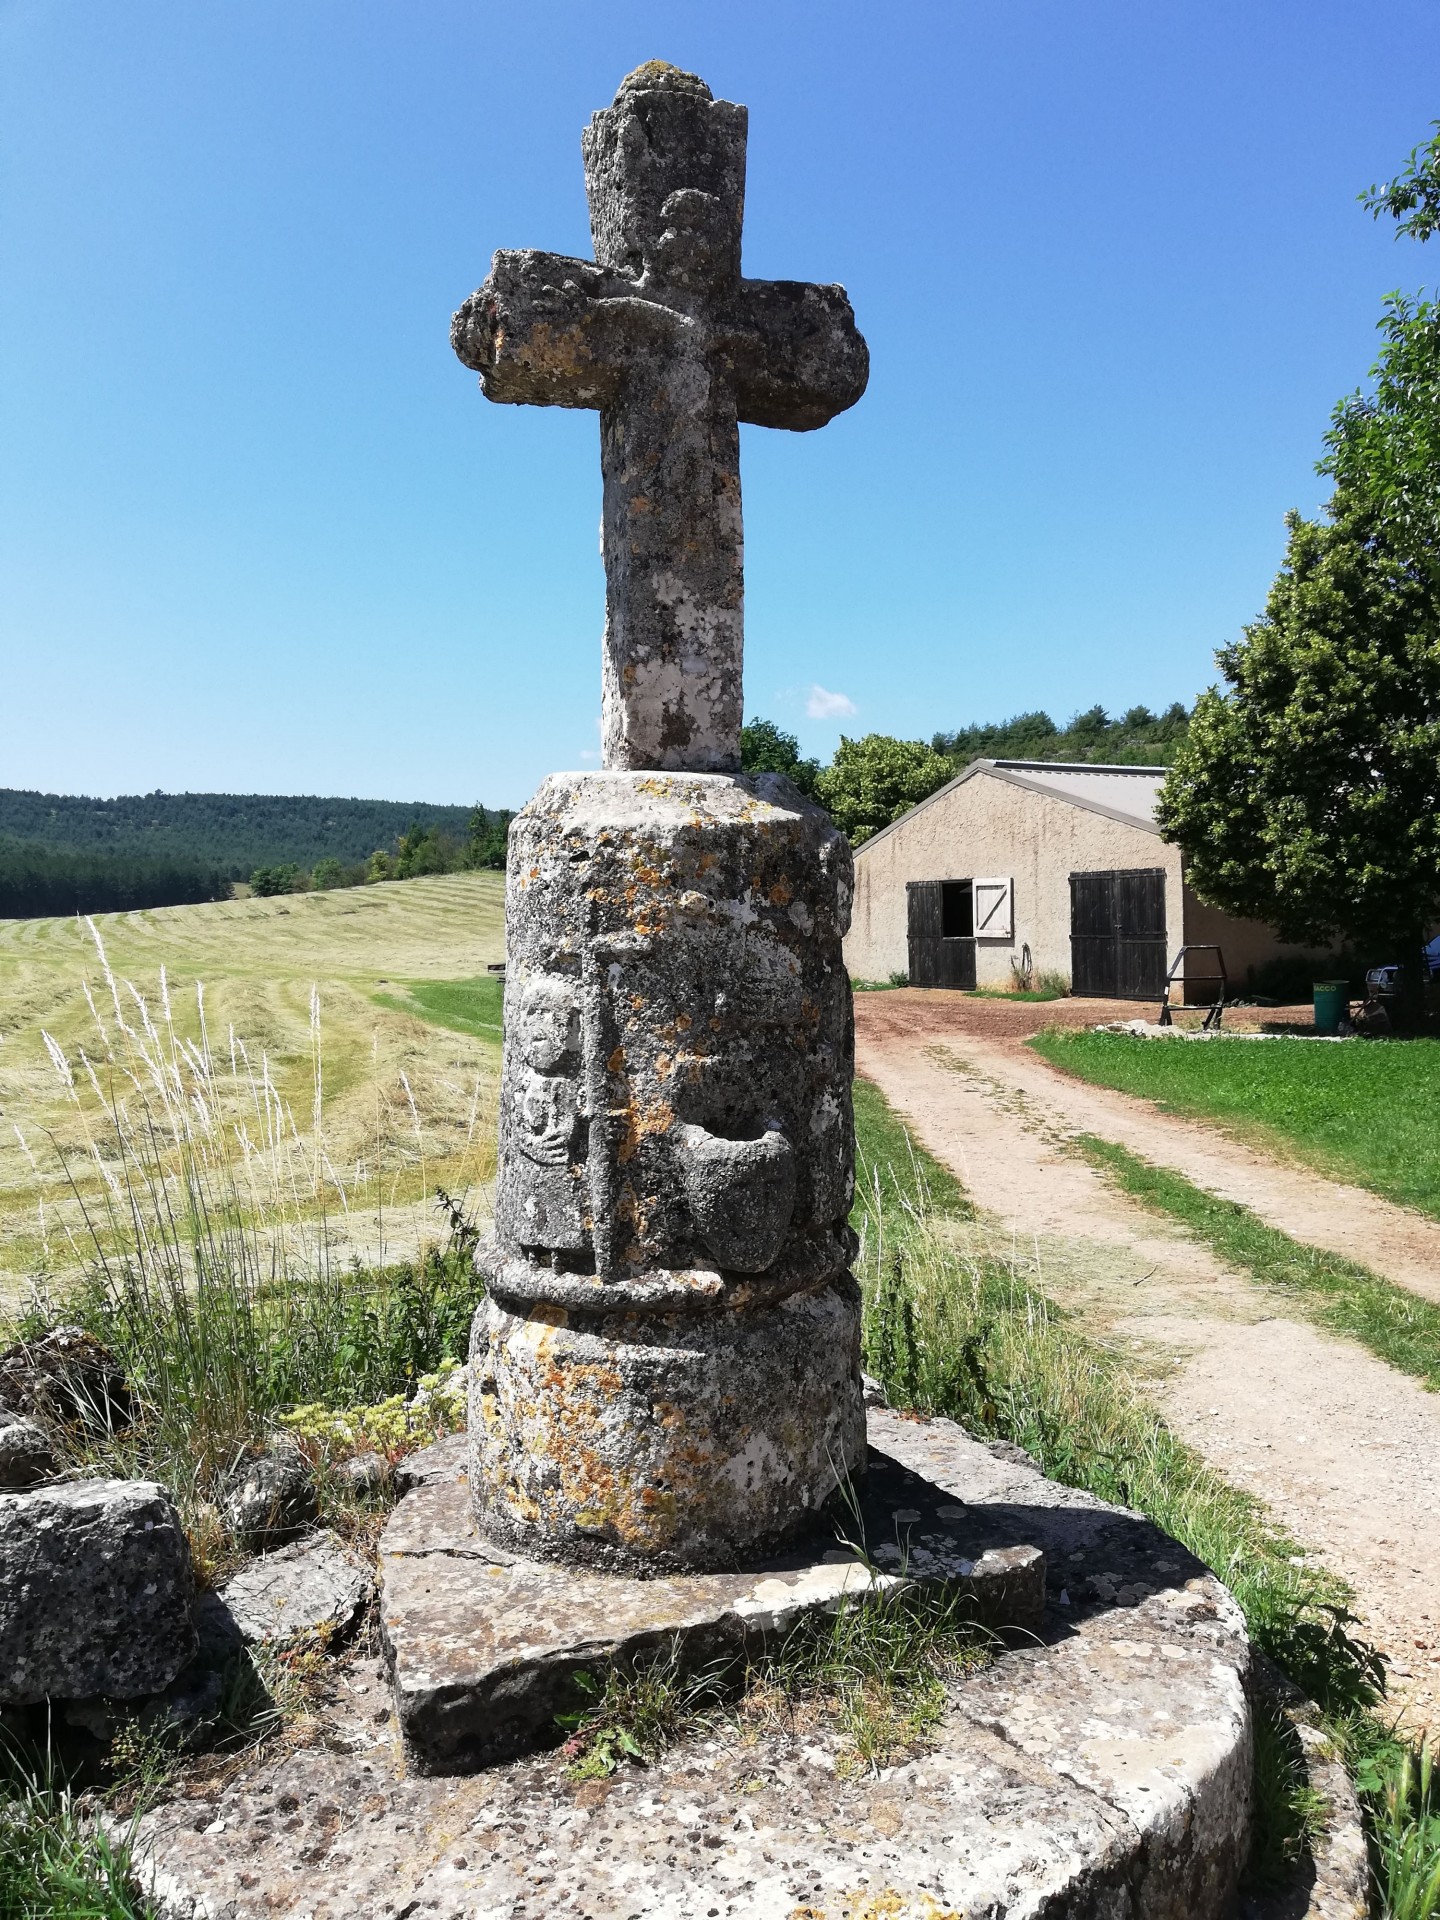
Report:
379,1430,1048,1773
130,1409,1257,1919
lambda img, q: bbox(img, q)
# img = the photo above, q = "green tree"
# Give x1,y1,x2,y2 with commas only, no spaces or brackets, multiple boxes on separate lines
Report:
392,824,457,878
1322,124,1440,572
1161,126,1440,1022
1157,509,1440,1005
249,863,303,896
310,856,345,890
739,717,822,799
815,734,955,843
1364,121,1440,245
463,807,511,871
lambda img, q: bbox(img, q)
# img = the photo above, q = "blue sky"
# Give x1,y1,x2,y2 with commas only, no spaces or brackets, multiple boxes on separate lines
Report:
2,1,1437,809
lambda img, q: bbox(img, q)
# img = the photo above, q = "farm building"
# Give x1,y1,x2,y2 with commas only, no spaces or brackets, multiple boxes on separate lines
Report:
844,759,1318,1000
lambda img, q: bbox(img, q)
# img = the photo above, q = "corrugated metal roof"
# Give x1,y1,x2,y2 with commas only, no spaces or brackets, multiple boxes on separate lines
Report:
988,760,1166,828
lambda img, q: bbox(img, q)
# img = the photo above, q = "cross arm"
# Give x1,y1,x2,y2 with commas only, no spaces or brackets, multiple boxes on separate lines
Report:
725,280,869,431
451,249,632,410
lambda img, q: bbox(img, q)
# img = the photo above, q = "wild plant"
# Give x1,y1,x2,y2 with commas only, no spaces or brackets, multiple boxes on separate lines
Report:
10,919,485,1525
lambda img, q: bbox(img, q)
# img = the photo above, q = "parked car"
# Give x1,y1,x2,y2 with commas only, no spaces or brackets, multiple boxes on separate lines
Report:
1364,935,1440,999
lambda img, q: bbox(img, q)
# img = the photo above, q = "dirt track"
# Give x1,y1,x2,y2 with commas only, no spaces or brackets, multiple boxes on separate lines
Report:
854,990,1440,1736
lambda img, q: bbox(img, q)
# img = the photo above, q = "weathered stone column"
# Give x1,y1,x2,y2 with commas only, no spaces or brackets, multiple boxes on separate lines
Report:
454,62,869,1574
471,770,864,1571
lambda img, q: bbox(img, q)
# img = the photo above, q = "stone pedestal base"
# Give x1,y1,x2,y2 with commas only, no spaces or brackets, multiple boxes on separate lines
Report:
382,1426,1045,1775
468,1278,865,1574
145,1407,1261,1919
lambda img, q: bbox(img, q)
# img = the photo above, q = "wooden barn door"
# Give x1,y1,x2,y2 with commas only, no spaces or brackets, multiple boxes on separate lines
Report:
907,881,977,988
1069,869,1166,999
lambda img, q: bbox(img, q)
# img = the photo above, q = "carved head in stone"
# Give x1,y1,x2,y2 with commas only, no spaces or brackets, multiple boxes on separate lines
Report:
515,975,581,1072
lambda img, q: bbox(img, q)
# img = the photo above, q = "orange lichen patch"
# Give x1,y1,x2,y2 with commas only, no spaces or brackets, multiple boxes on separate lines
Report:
632,865,663,886
768,877,794,908
653,1053,673,1081
675,1012,693,1032
843,1895,961,1920
607,1046,627,1073
615,1095,674,1165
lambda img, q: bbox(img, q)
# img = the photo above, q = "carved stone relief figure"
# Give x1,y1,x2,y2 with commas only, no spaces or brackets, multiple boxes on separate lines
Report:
504,973,588,1252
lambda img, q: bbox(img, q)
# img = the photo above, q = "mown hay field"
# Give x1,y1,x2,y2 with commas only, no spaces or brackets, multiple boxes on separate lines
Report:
0,873,507,1293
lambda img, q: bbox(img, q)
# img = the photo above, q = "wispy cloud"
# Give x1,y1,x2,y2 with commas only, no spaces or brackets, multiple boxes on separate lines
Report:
805,684,858,721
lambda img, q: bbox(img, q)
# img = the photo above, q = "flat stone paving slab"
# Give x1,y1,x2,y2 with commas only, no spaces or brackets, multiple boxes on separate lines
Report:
219,1530,373,1648
380,1430,1047,1773
130,1409,1256,1919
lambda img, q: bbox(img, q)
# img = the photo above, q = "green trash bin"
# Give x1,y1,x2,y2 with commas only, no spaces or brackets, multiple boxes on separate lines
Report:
1313,980,1349,1036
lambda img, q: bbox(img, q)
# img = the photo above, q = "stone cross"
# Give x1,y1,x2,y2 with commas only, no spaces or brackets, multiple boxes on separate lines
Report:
451,61,869,773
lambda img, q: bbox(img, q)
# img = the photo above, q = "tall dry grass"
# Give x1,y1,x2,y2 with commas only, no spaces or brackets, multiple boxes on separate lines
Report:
7,920,488,1543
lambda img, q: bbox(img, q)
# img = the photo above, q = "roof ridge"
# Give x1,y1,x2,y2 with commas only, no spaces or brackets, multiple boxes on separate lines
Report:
988,758,1168,774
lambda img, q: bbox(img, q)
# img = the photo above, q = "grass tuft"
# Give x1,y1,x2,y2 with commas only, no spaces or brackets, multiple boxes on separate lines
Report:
0,1764,152,1920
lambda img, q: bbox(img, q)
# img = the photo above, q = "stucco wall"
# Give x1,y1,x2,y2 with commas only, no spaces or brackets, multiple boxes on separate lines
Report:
845,771,1185,987
1181,890,1328,989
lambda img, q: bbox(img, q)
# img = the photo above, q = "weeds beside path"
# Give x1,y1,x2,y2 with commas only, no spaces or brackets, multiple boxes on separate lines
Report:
1074,1133,1440,1391
852,1001,1440,1742
850,1078,1440,1912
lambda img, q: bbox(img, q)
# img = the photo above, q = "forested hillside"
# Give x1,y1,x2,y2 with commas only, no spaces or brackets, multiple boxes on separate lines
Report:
4,705,1189,915
932,703,1190,769
0,839,225,918
0,790,490,876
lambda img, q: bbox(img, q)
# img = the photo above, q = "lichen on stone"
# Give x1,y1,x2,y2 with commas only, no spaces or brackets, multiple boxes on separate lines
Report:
614,61,712,102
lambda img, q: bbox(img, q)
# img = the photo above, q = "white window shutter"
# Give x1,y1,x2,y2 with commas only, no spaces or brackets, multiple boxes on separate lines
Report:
973,877,1013,939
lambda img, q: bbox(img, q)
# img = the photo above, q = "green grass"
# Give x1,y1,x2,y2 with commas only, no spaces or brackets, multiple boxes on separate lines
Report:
961,985,1067,1003
1073,1133,1440,1390
557,1565,994,1783
0,1777,152,1919
851,1075,1438,1912
851,1075,970,1222
372,974,504,1041
1030,1027,1440,1221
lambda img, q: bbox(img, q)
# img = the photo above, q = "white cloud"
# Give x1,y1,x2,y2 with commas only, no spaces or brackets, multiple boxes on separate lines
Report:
805,684,858,721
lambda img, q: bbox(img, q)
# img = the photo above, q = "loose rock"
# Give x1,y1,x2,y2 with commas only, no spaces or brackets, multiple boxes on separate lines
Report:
0,1326,131,1430
223,1448,318,1549
337,1452,388,1499
220,1531,372,1647
0,1412,56,1487
0,1479,196,1703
